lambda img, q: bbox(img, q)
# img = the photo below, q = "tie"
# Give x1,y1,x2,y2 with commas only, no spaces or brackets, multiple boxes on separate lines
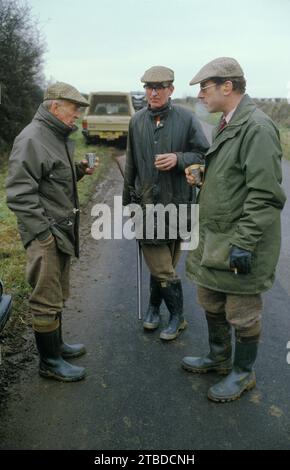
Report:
219,116,227,131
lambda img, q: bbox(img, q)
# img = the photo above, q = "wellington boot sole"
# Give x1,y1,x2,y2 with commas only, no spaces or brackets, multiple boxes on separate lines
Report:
61,348,87,359
207,376,256,403
181,360,232,375
143,322,160,331
39,368,86,382
160,320,188,341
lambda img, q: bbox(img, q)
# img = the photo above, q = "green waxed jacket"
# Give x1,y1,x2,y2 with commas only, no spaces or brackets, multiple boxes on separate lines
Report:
186,94,286,294
6,105,86,257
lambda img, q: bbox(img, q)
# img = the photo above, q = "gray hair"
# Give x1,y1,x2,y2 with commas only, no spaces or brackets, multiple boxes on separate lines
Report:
42,99,66,110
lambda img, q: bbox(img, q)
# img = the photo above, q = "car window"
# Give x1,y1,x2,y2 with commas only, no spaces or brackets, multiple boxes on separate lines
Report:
94,103,129,116
95,105,107,115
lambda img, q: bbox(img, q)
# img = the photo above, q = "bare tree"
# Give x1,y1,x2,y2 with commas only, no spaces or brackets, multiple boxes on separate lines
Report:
0,0,46,154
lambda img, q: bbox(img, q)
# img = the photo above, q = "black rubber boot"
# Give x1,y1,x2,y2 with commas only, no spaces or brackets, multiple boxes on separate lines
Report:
182,312,232,374
34,329,86,382
159,279,187,341
143,276,162,330
207,335,259,402
58,312,86,358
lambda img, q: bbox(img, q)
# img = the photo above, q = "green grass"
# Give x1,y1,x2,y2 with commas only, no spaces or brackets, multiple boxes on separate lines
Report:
0,126,115,322
280,128,290,161
0,161,28,303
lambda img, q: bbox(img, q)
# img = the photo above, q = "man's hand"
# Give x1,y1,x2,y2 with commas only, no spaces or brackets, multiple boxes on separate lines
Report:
185,165,205,186
79,158,99,175
230,245,252,274
154,153,177,171
185,166,196,185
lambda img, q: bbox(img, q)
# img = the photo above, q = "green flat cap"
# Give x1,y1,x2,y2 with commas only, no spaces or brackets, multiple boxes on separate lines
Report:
189,57,244,85
141,65,174,83
43,81,89,107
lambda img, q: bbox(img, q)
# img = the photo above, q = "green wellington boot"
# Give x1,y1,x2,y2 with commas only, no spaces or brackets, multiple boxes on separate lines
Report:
207,336,259,402
159,279,187,341
143,276,162,330
182,312,232,374
58,312,86,358
34,329,86,382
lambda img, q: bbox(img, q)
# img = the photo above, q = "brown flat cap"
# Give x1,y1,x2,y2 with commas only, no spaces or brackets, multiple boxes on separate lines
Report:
43,82,89,107
189,57,244,85
141,65,174,83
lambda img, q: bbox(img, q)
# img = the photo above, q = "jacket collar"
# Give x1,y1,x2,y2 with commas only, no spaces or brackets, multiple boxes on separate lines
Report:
34,104,78,140
208,94,256,156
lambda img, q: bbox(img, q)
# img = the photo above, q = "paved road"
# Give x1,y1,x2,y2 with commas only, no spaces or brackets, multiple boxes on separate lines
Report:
0,157,289,450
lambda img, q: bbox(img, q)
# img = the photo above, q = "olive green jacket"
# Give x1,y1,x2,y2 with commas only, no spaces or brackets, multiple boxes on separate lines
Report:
6,105,86,257
186,95,286,294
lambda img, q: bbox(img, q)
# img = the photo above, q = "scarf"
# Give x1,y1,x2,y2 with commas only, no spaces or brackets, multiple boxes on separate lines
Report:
147,98,172,120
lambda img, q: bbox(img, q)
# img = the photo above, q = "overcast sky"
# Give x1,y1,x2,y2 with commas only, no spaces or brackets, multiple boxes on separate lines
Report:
28,0,290,98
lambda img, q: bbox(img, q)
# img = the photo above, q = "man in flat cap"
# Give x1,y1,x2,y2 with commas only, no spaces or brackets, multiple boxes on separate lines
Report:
123,65,209,341
6,82,98,382
182,57,286,401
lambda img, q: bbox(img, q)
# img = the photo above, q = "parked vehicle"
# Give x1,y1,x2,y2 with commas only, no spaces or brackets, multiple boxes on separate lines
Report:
82,92,135,144
0,280,12,333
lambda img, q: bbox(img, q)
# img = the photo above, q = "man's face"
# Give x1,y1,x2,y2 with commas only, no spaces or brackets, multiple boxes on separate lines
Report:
197,80,225,113
52,100,82,127
145,83,174,109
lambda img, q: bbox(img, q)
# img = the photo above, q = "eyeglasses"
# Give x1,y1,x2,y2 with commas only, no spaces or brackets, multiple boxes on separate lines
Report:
199,83,217,91
143,84,168,91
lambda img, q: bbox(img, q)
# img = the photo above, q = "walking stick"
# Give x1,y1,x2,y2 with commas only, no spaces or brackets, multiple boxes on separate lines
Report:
115,155,142,320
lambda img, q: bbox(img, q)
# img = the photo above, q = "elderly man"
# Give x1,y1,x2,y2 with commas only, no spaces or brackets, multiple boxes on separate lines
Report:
182,58,286,402
6,82,97,382
123,66,209,340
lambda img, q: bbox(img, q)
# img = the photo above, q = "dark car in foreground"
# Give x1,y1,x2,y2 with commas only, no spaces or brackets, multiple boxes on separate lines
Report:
0,280,12,333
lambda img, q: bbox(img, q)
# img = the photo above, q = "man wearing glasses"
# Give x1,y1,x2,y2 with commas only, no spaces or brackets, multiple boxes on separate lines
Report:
182,57,286,402
123,65,209,341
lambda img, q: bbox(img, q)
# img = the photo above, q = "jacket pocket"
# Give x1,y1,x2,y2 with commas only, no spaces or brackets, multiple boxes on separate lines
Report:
200,224,234,270
50,223,75,256
48,166,72,182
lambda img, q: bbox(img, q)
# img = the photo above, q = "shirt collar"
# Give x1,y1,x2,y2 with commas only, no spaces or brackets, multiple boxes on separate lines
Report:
224,107,237,123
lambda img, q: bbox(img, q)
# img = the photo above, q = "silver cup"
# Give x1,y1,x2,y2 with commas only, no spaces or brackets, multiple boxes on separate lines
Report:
85,153,97,169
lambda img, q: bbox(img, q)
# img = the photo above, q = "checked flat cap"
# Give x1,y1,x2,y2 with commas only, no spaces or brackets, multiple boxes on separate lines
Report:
141,65,174,84
189,57,244,85
43,82,89,107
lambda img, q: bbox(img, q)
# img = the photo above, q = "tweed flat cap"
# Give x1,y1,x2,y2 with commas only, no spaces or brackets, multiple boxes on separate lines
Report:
141,65,174,83
43,82,89,107
189,57,244,85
